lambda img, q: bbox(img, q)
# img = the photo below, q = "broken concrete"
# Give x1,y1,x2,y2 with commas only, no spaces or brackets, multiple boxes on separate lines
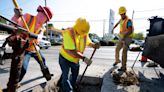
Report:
101,67,164,92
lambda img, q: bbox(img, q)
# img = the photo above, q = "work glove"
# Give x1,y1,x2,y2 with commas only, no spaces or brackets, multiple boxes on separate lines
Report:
93,43,100,49
83,56,93,66
14,8,23,17
37,32,43,43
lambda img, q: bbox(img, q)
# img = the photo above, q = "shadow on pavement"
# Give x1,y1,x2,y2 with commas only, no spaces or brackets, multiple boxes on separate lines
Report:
21,76,44,86
0,67,9,74
20,77,58,92
77,75,103,92
20,82,47,92
101,66,128,92
138,71,164,92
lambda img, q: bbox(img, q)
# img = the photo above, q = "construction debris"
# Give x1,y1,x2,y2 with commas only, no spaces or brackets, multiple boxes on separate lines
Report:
111,70,139,86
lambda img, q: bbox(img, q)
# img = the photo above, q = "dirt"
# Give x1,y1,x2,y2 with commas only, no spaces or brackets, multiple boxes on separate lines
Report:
76,75,103,92
22,75,103,92
112,70,139,86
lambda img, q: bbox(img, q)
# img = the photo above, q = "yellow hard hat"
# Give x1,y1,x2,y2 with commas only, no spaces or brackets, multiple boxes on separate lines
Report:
119,6,126,14
73,17,90,36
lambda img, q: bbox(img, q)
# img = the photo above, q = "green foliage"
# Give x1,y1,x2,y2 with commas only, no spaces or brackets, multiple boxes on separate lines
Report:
0,18,7,24
132,32,144,40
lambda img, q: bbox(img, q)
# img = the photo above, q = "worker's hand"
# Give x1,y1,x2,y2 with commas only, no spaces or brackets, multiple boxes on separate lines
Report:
37,33,43,42
111,28,114,34
14,8,22,17
83,57,93,66
92,43,100,49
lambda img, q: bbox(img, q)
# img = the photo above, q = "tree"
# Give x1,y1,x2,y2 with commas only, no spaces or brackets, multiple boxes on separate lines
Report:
132,32,144,40
0,17,7,24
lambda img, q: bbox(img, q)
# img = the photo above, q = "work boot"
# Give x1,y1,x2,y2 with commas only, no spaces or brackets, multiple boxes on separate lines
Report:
118,67,126,72
73,85,78,92
113,60,121,66
146,62,158,67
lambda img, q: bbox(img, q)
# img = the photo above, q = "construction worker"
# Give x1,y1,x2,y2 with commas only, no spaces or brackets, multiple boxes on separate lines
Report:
6,5,53,91
112,6,134,71
0,86,2,92
53,18,100,92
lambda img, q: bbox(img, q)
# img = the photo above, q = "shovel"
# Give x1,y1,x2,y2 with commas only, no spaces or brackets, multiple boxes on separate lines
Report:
79,48,97,82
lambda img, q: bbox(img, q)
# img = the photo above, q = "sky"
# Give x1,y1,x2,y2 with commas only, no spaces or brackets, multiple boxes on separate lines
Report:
1,0,164,37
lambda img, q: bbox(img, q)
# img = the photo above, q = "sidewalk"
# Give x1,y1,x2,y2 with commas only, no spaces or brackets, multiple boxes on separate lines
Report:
101,66,164,92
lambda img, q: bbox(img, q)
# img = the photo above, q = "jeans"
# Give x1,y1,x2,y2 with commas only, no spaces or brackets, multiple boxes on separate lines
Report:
59,54,79,92
19,50,46,82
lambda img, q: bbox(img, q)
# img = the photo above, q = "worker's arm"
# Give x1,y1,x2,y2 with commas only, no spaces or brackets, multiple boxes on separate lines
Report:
123,27,133,37
68,50,92,65
67,50,85,60
50,27,64,33
112,20,120,33
85,34,100,49
88,42,100,49
11,8,22,24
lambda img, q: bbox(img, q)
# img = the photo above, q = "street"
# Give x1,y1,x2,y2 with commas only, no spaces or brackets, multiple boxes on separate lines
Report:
0,46,163,92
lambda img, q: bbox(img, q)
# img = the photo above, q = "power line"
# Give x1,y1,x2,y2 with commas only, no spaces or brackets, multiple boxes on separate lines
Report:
135,7,164,12
0,0,29,11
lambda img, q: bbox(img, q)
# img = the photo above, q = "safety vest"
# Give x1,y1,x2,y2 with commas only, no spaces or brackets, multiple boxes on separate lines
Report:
60,28,87,63
0,86,2,92
24,14,42,51
119,17,134,38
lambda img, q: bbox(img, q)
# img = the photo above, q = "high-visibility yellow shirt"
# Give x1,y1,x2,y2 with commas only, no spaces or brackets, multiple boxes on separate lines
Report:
0,86,2,92
60,28,91,63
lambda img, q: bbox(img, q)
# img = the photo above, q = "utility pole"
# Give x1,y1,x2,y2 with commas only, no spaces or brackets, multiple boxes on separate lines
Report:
45,0,49,40
132,10,135,20
108,9,115,35
103,19,106,37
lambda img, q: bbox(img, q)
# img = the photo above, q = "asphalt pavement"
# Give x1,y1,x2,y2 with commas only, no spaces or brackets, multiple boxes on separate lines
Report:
0,46,164,92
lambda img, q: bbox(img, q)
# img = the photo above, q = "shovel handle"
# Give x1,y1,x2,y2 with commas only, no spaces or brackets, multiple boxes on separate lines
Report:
89,48,97,60
79,48,97,82
12,0,30,31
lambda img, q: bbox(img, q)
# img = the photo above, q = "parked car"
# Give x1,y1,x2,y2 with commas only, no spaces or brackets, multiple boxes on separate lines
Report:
88,33,101,43
39,37,51,49
0,34,13,65
100,34,118,46
50,34,63,45
129,39,144,51
89,33,117,46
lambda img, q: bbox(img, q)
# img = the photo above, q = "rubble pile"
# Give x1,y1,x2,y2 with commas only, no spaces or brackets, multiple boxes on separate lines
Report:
112,70,139,86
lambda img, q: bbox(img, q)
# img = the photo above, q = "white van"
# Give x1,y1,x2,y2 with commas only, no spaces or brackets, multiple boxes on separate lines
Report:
38,36,51,49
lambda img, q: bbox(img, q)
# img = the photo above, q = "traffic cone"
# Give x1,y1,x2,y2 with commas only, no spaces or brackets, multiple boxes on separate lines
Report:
140,56,148,62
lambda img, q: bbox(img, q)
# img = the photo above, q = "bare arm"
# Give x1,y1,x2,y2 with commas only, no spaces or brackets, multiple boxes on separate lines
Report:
112,20,120,33
66,50,85,60
88,42,100,49
123,26,133,38
50,27,64,33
